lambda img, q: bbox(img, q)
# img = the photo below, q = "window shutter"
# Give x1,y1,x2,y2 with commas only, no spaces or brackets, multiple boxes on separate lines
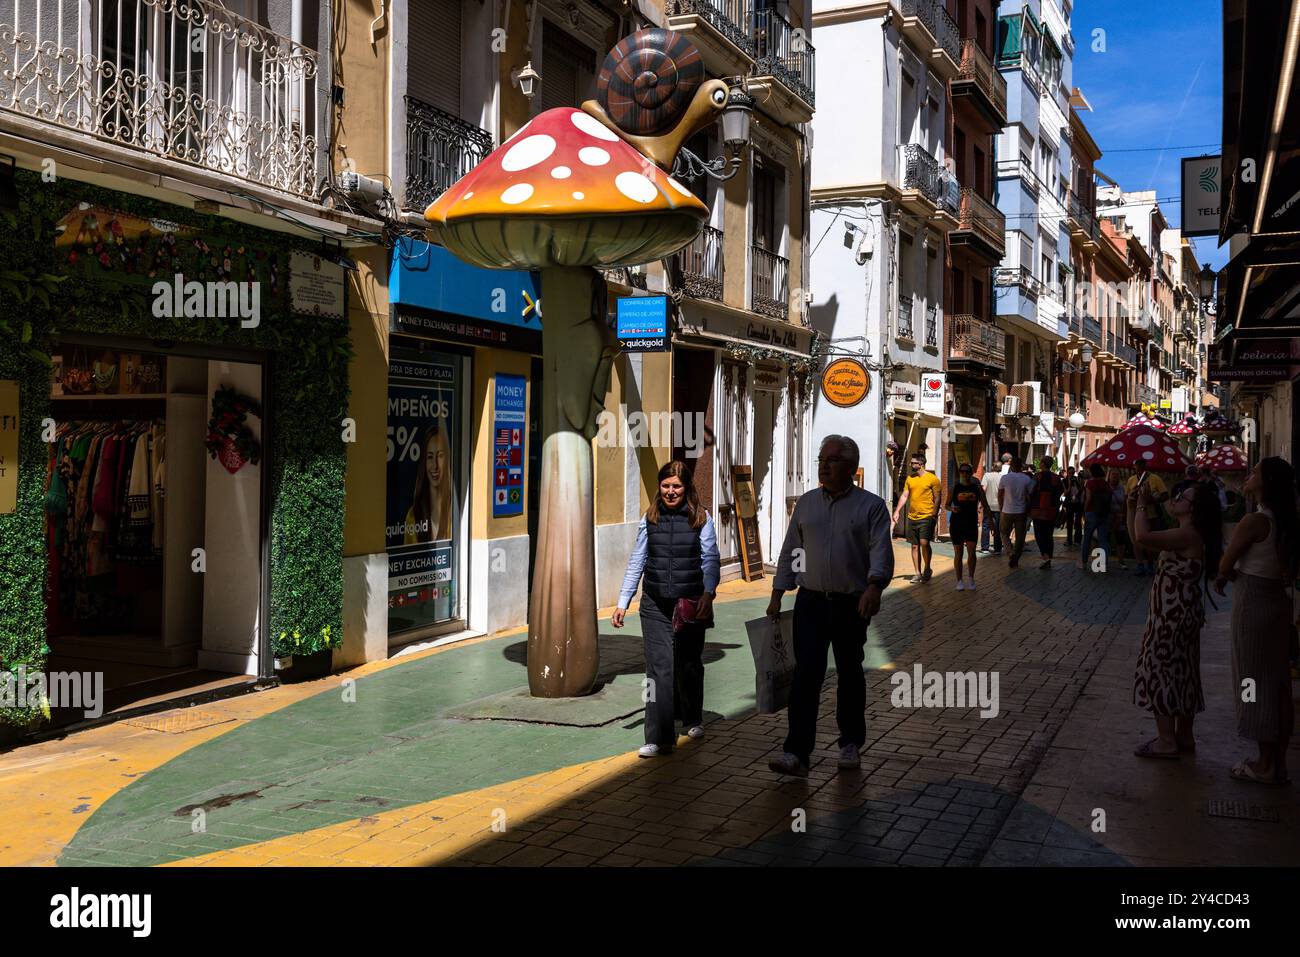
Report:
996,14,1022,67
541,21,597,112
408,0,463,117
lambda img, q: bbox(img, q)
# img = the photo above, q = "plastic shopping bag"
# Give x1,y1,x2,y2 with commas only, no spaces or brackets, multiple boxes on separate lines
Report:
745,611,796,714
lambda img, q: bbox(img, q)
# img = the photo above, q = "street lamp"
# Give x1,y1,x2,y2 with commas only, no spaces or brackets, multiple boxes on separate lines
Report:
671,84,754,182
1067,410,1085,450
1197,263,1217,312
1080,343,1093,366
511,62,541,100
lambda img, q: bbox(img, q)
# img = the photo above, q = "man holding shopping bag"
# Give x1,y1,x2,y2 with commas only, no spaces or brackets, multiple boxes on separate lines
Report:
766,435,895,777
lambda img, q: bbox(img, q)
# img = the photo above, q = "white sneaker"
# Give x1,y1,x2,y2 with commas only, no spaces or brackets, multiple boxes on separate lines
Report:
837,743,861,769
686,725,705,739
638,744,662,758
967,579,977,591
955,579,967,591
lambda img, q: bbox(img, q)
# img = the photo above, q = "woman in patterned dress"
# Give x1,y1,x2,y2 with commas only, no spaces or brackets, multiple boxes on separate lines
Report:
1131,481,1224,758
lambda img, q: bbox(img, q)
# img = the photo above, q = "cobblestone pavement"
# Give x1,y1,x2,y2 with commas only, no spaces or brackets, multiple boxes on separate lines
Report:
10,534,1290,868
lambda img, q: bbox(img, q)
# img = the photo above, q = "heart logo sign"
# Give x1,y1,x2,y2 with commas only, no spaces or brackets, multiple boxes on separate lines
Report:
926,379,942,391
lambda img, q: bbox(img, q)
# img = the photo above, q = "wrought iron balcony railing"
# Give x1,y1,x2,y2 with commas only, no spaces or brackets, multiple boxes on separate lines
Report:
994,265,1042,301
405,96,494,211
949,314,1005,370
897,293,915,341
900,0,960,63
750,244,789,320
751,7,815,107
675,225,724,302
1082,315,1103,346
0,0,324,199
1136,383,1159,406
666,0,756,56
925,304,938,348
1067,191,1100,242
956,38,1008,122
956,187,1006,256
902,143,947,207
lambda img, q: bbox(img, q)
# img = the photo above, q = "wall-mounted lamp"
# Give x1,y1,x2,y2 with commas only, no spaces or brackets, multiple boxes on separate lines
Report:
1080,343,1093,366
511,62,541,100
672,84,754,183
1197,263,1217,313
1067,410,1085,446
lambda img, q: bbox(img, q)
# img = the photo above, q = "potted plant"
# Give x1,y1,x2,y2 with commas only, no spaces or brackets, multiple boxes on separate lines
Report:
274,626,336,683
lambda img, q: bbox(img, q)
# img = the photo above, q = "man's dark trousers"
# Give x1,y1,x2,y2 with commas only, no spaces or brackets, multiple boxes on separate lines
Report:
784,589,869,764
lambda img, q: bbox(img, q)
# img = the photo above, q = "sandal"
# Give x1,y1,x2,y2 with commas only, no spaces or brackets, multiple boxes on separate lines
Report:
1134,739,1180,760
1229,761,1287,785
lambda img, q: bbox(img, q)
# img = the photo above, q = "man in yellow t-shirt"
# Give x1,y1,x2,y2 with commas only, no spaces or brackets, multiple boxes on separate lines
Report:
1124,460,1169,575
892,453,943,583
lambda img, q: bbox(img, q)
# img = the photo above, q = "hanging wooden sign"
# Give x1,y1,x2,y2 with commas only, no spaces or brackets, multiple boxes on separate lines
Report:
820,358,870,408
730,464,764,581
0,380,18,515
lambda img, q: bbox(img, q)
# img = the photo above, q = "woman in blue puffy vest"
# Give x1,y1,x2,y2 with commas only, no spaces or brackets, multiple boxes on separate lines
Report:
612,459,721,758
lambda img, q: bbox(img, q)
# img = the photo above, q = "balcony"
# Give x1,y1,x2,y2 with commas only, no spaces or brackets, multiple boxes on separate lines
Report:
0,0,324,199
899,0,961,75
1116,340,1138,368
951,39,1008,130
666,0,756,77
1136,383,1159,406
1081,315,1103,347
897,294,916,341
997,156,1038,198
1128,310,1154,337
675,225,724,302
1067,192,1100,247
600,264,649,291
924,304,938,349
750,7,815,119
750,244,789,320
900,144,956,217
951,187,1006,263
994,265,1042,302
948,314,1005,374
405,97,494,211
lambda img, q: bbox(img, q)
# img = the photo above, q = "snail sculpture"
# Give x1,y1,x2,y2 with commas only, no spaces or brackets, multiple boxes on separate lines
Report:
582,28,729,170
424,29,726,698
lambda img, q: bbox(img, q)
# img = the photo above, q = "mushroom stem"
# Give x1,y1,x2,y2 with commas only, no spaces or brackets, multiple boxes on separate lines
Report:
527,265,616,697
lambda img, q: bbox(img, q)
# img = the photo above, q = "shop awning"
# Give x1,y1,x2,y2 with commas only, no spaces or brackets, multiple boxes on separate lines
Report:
891,408,945,429
946,414,983,436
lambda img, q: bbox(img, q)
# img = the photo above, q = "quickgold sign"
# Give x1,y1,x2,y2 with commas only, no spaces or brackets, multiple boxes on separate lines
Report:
820,358,870,408
0,380,17,514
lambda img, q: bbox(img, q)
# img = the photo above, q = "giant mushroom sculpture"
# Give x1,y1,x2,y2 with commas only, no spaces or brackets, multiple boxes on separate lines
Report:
1080,424,1191,473
425,29,727,697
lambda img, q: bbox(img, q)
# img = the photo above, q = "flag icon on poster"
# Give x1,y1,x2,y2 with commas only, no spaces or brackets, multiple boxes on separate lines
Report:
496,468,507,486
495,489,507,505
508,469,522,486
495,448,509,467
511,428,522,445
509,447,523,467
509,489,521,504
496,428,511,445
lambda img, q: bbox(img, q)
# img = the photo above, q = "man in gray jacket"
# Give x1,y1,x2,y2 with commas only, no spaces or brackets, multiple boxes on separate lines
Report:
766,435,895,777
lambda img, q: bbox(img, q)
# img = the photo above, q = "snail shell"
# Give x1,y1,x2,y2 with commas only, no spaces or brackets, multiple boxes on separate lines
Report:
595,29,704,137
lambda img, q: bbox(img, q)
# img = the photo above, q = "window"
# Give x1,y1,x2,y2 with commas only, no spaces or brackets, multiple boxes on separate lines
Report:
972,277,985,319
540,21,597,112
752,158,783,251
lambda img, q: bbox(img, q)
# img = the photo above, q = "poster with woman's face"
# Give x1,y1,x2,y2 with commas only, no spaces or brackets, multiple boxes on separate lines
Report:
387,351,461,634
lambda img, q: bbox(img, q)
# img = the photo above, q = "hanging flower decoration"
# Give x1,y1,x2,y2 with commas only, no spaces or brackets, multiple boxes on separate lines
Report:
205,385,263,474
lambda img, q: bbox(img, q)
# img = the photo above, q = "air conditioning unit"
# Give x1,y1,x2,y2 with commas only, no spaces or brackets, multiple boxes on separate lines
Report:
1010,381,1042,416
1001,394,1020,417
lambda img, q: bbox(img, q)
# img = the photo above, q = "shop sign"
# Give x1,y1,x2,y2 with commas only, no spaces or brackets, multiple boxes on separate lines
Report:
0,380,17,514
820,358,870,407
919,372,945,413
491,373,526,518
615,295,669,352
1181,156,1221,238
1232,338,1300,366
1033,413,1055,446
1208,364,1295,382
386,352,461,634
289,252,345,318
730,465,764,582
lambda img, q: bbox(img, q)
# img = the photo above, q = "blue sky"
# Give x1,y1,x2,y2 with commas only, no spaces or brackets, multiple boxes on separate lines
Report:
1070,0,1226,268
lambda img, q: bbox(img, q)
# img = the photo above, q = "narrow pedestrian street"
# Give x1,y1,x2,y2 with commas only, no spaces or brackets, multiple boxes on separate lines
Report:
4,539,1292,869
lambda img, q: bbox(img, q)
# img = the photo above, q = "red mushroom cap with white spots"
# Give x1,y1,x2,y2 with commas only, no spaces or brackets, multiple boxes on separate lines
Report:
1195,444,1248,472
1167,416,1200,436
1080,424,1191,472
1122,411,1165,431
424,107,707,270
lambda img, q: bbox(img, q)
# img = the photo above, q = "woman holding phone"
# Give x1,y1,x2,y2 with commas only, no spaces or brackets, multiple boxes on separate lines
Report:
612,460,721,758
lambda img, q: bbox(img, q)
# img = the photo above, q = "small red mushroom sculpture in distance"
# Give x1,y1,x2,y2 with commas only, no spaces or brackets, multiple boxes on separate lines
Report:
425,29,727,698
1080,424,1191,473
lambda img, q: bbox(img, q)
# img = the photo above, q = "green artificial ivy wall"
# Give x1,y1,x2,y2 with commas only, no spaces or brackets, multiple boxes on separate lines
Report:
0,172,352,725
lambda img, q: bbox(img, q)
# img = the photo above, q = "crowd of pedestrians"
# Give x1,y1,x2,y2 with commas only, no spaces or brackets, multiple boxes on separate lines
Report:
614,433,1297,788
